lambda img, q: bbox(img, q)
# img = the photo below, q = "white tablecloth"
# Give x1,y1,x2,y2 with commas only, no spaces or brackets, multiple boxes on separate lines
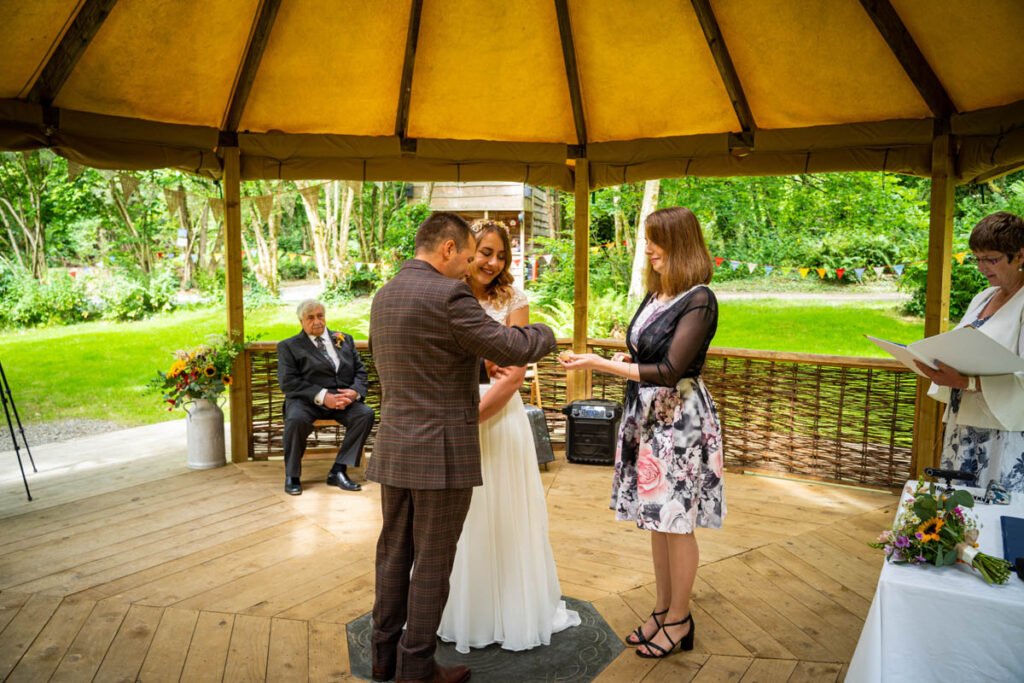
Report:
846,482,1024,682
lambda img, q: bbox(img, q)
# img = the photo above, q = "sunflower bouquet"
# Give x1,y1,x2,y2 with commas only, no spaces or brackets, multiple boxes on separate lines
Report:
151,335,243,410
869,479,1013,584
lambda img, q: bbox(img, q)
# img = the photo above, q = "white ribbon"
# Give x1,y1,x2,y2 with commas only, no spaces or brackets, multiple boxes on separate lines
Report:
956,542,979,565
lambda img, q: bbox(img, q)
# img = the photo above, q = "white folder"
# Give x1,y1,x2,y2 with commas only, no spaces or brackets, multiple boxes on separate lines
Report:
866,327,1024,377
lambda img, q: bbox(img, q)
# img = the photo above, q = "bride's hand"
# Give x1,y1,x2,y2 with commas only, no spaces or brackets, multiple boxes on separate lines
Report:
610,351,630,363
558,352,603,370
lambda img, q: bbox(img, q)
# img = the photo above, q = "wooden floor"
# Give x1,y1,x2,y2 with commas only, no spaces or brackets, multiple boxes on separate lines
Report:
0,421,898,682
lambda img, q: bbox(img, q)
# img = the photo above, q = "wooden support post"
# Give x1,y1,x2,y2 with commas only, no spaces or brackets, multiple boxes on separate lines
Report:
223,146,249,464
568,159,591,402
911,130,955,476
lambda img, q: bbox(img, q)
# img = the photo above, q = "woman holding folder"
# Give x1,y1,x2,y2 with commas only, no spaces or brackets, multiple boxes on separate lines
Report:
916,212,1024,492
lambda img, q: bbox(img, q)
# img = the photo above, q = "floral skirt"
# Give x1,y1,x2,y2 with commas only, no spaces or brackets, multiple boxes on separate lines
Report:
941,391,1024,493
611,377,725,533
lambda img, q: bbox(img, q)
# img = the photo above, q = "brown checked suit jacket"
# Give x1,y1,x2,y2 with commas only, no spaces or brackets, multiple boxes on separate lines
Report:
367,259,555,490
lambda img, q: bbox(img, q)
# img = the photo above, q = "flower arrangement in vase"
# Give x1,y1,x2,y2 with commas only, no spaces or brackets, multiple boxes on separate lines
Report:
152,335,243,410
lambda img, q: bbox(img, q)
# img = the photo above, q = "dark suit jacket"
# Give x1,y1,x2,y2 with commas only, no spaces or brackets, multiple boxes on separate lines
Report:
367,259,555,490
277,329,369,403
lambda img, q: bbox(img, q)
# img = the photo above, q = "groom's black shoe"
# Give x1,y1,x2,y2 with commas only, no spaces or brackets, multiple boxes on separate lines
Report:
326,467,361,492
284,477,302,495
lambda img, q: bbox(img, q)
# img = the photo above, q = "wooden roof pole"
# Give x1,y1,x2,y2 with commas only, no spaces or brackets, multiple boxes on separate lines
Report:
911,125,955,476
690,0,756,147
395,0,424,153
858,0,956,119
222,145,249,463
222,0,282,132
554,0,587,158
568,159,591,402
25,0,119,104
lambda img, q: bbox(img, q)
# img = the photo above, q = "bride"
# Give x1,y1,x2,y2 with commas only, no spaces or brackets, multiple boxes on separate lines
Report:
438,220,580,653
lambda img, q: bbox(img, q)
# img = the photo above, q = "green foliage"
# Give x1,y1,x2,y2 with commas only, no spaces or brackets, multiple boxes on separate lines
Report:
382,201,432,264
0,267,98,328
901,262,987,322
530,290,632,338
278,255,317,280
100,268,178,321
242,274,278,311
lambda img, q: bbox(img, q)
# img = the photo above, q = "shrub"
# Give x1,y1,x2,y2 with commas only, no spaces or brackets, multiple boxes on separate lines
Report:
0,268,98,327
323,266,382,302
278,255,317,281
901,262,988,322
101,269,178,321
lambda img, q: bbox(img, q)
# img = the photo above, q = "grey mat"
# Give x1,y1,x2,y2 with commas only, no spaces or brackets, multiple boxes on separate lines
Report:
347,597,624,682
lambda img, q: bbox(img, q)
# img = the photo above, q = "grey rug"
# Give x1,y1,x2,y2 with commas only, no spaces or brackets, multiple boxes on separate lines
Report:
347,597,624,682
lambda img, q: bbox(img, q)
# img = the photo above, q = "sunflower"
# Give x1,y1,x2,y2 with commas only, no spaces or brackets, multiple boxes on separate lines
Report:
167,359,186,378
917,517,944,542
222,375,232,386
203,364,217,377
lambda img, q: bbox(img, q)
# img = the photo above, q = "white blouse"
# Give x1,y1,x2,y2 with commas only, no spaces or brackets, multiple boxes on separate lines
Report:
480,286,529,324
928,285,1024,431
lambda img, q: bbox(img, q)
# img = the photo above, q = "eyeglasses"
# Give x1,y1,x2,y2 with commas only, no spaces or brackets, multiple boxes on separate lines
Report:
965,254,1008,266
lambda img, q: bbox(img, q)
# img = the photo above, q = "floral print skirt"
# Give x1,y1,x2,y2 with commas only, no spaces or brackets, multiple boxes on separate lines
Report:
611,377,725,533
941,391,1024,493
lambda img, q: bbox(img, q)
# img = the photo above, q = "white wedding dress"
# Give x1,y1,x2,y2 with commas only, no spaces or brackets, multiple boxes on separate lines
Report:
438,287,580,653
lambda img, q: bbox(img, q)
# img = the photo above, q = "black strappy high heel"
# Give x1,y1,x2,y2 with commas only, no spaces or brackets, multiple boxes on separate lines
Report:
636,613,695,658
624,608,668,647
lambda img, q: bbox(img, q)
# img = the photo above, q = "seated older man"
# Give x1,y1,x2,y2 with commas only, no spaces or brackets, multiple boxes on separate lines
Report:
277,299,375,495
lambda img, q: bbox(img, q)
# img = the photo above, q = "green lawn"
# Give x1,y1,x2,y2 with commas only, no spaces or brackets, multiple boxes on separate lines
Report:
713,299,924,356
1,296,920,427
0,300,370,426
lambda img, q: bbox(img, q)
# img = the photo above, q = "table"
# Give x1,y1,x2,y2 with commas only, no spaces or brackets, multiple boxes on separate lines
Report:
846,482,1024,682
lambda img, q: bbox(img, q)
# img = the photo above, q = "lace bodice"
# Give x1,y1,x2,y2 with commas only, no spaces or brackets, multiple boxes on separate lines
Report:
480,286,529,324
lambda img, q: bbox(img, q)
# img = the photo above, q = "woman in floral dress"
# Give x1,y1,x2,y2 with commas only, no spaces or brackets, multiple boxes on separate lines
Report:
560,206,724,659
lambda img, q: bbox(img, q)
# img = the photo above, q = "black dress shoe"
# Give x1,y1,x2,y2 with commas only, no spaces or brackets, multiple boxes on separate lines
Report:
284,478,302,495
326,470,362,491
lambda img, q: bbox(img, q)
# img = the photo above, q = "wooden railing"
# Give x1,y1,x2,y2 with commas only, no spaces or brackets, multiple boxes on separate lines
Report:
246,339,916,489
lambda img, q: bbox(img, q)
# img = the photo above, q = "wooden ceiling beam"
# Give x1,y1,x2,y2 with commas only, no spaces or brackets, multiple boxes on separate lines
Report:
394,0,424,153
223,0,282,133
26,0,120,104
554,0,587,156
690,0,756,147
858,0,956,119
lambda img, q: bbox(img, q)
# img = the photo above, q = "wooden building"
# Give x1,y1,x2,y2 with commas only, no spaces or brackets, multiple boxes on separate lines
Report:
410,182,558,285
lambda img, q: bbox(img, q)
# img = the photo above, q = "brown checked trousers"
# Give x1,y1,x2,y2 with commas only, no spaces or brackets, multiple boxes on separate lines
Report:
367,259,554,680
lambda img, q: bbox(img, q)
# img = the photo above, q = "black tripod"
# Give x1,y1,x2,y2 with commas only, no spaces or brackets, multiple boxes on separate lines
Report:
1,361,36,501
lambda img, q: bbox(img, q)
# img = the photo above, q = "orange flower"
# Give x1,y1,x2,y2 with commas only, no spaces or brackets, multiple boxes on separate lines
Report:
917,517,944,542
222,375,232,386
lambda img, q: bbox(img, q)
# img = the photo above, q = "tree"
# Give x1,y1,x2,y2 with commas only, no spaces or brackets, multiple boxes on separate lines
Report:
0,151,56,277
628,180,660,303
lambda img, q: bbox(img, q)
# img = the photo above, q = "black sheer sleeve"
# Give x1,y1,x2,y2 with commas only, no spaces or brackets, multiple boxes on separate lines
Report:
636,288,717,386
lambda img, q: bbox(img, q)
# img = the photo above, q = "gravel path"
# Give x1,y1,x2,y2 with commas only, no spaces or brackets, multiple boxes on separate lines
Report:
0,418,124,451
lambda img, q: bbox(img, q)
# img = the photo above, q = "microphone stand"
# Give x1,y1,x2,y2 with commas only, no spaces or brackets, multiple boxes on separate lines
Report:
1,361,35,501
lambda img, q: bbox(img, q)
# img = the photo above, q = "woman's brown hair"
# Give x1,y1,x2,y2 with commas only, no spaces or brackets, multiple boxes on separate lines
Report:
643,206,714,296
469,219,515,306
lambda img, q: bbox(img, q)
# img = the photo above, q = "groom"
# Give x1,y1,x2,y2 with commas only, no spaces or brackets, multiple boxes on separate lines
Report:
368,212,555,683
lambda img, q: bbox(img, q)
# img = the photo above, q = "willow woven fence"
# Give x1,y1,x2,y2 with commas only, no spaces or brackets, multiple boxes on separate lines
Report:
246,339,916,489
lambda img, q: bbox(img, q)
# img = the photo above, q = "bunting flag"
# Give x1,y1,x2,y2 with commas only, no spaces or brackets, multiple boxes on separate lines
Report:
854,267,865,281
543,254,554,265
208,198,225,220
954,252,966,264
764,265,774,276
836,268,845,280
119,173,140,199
729,260,740,270
714,256,725,267
816,268,826,279
873,266,885,277
779,267,791,276
893,264,905,276
299,185,321,214
746,262,757,273
799,267,810,278
253,194,274,223
67,160,84,182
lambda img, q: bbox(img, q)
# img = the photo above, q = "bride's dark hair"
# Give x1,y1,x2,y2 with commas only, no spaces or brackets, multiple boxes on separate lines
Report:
468,219,515,306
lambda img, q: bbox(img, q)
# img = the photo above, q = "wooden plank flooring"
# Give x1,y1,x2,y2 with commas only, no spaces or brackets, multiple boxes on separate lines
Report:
0,421,898,681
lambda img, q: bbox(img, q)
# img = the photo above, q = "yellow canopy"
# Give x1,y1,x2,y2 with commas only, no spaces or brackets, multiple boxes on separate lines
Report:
2,0,1023,187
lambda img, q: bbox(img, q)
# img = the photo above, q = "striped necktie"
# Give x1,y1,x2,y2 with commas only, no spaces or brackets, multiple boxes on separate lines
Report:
314,336,333,367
